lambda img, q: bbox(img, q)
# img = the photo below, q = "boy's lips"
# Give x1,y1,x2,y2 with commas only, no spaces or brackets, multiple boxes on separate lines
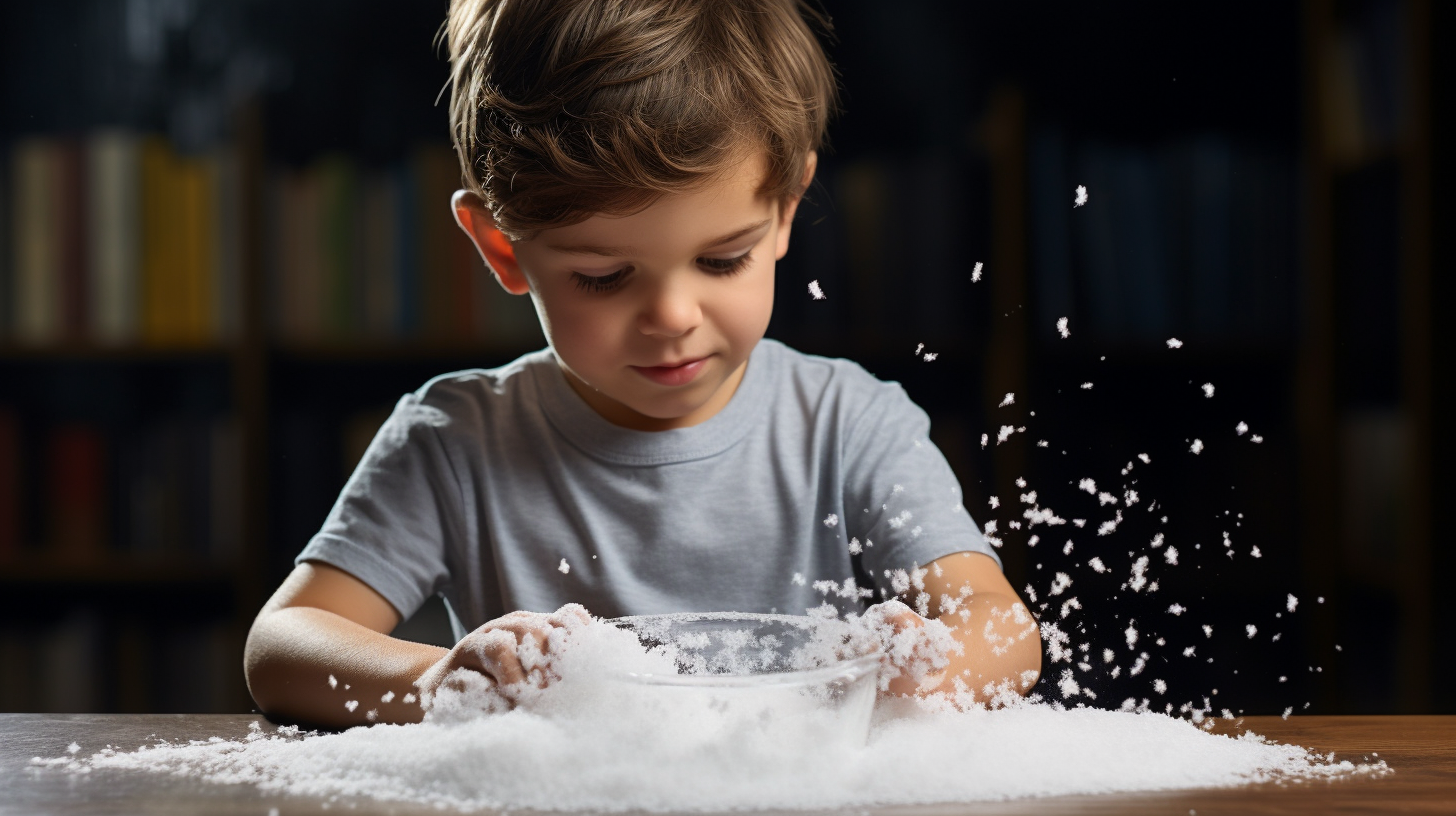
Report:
631,356,709,386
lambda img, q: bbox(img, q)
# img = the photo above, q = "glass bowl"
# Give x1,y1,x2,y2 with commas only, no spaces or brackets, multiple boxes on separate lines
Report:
607,612,882,745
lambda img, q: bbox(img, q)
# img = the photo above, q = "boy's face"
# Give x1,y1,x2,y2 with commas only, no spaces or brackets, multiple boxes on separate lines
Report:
460,151,813,431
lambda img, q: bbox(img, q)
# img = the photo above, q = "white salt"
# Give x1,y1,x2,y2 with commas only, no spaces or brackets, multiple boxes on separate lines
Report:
1167,604,1186,616
1246,625,1258,639
1165,546,1179,565
1057,317,1070,338
381,691,395,704
1166,338,1184,349
1079,478,1097,495
988,497,1000,509
1189,439,1203,454
1138,453,1151,464
1201,383,1215,398
923,353,938,362
558,558,571,574
808,280,826,300
971,261,983,282
1287,595,1298,613
328,675,337,690
1236,422,1249,436
1251,435,1264,444
823,514,839,528
980,433,989,449
999,393,1015,407
1080,382,1093,390
1088,557,1107,573
1074,185,1088,207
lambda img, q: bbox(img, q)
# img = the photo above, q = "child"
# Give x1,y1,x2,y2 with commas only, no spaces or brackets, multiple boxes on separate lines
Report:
244,0,1041,728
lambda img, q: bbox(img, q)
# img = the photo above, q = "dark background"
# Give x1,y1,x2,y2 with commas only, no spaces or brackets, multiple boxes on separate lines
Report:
0,0,1448,717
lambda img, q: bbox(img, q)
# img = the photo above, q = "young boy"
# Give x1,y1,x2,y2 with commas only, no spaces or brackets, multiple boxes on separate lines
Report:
245,0,1041,728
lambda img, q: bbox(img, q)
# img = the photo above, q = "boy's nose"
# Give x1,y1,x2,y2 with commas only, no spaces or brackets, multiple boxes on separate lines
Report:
636,277,702,338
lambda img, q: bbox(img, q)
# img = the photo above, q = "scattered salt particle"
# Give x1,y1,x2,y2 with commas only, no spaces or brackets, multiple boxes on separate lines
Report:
401,693,416,704
1279,676,1287,683
808,280,826,300
791,572,806,586
980,433,989,449
1015,477,1027,488
1079,478,1097,495
1202,383,1215,398
1318,597,1325,604
923,353,938,362
1190,439,1204,455
1063,540,1074,555
1138,453,1151,464
1165,546,1179,565
1166,338,1184,349
1167,604,1186,616
1074,185,1088,207
1057,317,1071,338
848,538,863,555
1103,648,1115,663
1128,556,1150,592
366,709,379,723
1153,679,1167,694
328,675,338,690
915,343,925,356
1049,572,1072,596
1250,546,1262,558
1124,489,1139,506
1088,557,1107,573
1251,435,1264,443
997,425,1015,444
1028,535,1039,547
67,742,80,755
1125,622,1139,648
1287,594,1299,613
1246,625,1258,639
1202,625,1213,638
344,701,358,712
1073,519,1086,528
1080,382,1093,390
381,691,395,704
999,392,1015,407
1335,645,1342,651
1236,422,1249,436
1282,707,1293,720
1151,533,1165,548
558,558,570,574
1182,646,1197,657
988,497,1000,509
823,514,839,528
1098,492,1117,506
971,261,984,282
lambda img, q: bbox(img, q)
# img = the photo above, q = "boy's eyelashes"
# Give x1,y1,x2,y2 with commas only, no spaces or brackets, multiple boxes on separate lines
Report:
569,251,754,293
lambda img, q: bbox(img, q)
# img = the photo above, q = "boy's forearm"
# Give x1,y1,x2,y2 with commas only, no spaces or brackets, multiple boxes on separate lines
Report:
935,592,1042,701
244,606,447,728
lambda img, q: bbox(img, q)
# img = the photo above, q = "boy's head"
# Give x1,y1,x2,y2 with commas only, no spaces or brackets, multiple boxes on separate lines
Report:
443,0,837,432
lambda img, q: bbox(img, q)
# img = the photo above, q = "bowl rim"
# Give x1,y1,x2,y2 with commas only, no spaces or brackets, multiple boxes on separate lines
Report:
606,612,883,689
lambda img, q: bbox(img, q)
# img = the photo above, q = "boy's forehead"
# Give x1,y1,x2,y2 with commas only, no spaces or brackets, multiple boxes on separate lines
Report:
533,152,778,253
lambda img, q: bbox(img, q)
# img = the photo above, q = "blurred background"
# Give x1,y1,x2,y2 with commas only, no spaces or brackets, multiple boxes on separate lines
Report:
0,0,1448,717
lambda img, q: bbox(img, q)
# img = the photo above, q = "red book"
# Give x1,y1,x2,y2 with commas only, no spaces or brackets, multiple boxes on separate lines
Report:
47,424,107,563
0,411,19,561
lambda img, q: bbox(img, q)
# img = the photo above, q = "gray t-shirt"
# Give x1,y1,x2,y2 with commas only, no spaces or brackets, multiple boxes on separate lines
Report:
297,338,997,641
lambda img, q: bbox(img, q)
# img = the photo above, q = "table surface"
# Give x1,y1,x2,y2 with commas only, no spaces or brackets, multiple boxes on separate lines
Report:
1,714,1452,815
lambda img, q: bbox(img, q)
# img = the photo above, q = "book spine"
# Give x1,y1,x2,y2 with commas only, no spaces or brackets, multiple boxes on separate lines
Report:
0,409,18,561
47,423,107,563
360,171,398,340
209,147,241,344
11,139,62,344
87,130,142,346
57,140,88,342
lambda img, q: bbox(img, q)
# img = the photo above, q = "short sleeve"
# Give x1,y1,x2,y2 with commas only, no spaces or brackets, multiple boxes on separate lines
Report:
841,379,999,594
295,392,464,619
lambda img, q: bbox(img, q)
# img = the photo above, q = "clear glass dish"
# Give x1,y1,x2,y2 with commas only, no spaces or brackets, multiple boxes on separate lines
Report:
607,612,882,745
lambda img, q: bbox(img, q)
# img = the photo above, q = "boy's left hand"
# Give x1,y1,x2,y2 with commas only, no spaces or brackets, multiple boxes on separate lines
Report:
865,601,955,697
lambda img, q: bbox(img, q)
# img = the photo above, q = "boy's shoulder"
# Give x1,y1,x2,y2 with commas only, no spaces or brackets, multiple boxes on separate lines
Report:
394,347,557,423
759,338,913,415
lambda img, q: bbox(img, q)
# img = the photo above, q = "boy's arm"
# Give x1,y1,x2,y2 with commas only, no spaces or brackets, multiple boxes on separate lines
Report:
244,561,446,727
888,551,1043,702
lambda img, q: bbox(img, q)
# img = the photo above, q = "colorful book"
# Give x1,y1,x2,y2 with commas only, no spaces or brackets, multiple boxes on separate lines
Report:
87,130,142,346
56,139,89,341
10,139,62,344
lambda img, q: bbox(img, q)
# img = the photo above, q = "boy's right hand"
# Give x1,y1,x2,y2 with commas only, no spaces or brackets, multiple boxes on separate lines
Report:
415,604,592,705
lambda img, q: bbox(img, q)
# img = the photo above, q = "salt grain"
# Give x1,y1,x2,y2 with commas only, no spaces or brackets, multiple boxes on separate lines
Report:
808,280,826,300
558,559,571,575
823,514,840,528
1074,185,1088,207
1201,384,1215,398
972,262,984,282
1167,338,1184,349
1236,422,1249,436
999,393,1015,407
1190,439,1204,455
1286,595,1299,613
1057,317,1070,339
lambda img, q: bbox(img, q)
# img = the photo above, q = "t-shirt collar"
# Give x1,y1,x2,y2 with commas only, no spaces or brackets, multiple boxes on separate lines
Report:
536,340,775,465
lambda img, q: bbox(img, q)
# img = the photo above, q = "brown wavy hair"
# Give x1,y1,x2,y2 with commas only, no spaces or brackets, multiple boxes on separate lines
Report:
442,0,838,241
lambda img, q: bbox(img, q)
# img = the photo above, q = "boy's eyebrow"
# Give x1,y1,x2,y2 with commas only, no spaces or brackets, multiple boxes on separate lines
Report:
545,219,773,256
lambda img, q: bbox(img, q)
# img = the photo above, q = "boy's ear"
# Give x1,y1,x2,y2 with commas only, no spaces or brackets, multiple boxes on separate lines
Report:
452,190,531,295
773,151,818,261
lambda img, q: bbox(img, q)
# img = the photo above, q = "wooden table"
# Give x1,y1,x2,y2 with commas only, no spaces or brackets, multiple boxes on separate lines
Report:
1,714,1452,815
